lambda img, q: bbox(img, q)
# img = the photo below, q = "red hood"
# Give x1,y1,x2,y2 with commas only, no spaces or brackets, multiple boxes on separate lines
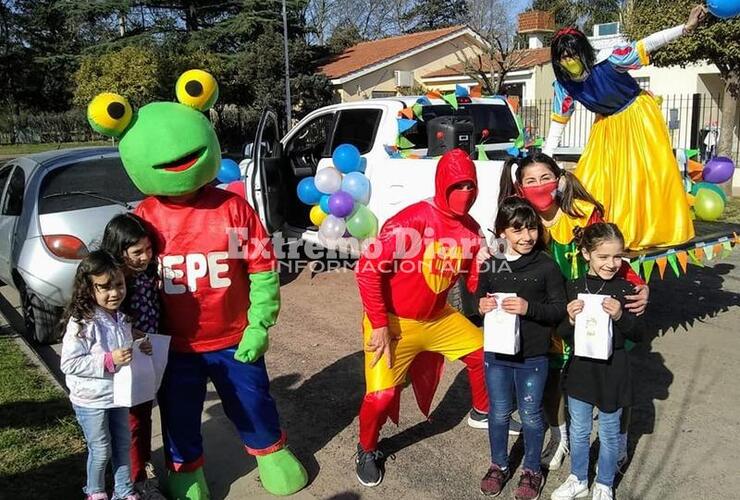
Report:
433,148,478,216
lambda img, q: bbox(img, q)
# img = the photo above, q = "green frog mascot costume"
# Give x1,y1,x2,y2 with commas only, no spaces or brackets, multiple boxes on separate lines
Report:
87,70,308,499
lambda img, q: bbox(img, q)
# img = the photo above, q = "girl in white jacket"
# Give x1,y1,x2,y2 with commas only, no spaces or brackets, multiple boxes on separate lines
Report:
61,250,151,500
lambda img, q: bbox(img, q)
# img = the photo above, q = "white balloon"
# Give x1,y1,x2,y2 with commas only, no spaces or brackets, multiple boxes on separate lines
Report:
314,166,343,194
318,215,346,246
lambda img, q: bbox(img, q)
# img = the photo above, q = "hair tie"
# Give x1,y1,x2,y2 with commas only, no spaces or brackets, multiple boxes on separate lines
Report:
554,27,582,39
510,161,520,186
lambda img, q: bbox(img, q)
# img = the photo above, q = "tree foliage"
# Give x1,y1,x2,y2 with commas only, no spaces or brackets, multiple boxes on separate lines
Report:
624,1,740,93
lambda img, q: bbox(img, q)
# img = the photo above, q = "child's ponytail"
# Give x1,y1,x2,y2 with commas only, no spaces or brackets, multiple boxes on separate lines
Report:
558,170,604,219
498,156,521,206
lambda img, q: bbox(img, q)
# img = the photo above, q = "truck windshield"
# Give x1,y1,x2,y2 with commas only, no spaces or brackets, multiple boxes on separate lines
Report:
401,103,519,149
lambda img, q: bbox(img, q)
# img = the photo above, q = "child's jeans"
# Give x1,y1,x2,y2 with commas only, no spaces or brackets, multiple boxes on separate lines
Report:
73,405,135,499
568,396,622,487
485,353,548,472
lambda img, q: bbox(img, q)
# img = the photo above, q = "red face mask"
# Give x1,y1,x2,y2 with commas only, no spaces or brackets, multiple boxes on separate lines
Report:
519,180,558,212
447,188,476,216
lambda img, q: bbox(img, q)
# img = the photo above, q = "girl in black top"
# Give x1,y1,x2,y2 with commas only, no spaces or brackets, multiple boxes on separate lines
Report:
551,223,640,500
477,197,567,499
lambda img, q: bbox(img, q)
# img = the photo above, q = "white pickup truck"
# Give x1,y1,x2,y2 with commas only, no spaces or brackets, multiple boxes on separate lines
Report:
245,96,522,254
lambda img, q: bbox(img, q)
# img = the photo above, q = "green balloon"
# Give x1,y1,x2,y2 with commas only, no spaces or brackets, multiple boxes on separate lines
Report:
694,182,728,202
346,205,378,239
694,189,725,221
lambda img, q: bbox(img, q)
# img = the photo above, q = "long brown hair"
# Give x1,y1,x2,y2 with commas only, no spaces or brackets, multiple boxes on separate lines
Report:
62,250,125,331
498,152,604,218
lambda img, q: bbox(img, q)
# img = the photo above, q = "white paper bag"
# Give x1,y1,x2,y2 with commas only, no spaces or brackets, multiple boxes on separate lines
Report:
484,292,520,355
574,293,613,360
147,333,171,390
113,338,157,407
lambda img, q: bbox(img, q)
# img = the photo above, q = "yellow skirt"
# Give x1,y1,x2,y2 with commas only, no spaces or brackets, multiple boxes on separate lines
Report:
574,93,694,250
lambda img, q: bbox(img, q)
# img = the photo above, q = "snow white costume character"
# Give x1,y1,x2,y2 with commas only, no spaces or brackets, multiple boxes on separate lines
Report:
86,70,308,499
542,5,708,250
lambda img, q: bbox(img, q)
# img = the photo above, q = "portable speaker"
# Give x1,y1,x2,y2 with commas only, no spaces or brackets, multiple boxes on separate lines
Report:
427,116,474,157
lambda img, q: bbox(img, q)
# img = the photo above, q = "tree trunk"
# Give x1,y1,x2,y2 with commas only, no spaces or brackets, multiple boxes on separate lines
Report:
718,74,738,195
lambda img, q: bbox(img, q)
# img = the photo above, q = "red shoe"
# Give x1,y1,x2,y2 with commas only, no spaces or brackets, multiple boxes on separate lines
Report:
514,469,543,500
480,463,510,496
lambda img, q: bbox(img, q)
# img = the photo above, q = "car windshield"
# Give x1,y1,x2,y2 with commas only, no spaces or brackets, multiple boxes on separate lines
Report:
38,157,144,215
400,103,519,149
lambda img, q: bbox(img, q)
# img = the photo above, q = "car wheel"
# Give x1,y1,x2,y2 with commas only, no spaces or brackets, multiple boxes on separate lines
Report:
21,289,62,344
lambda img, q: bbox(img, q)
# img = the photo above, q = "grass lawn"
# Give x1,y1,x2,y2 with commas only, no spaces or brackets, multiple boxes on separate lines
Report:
0,334,86,498
723,196,740,224
0,141,111,156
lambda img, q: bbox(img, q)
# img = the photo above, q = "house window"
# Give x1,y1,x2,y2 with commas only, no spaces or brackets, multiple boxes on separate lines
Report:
635,77,650,90
371,90,397,98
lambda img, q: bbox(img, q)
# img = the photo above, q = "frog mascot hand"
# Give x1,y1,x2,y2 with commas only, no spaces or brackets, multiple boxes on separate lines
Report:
87,70,307,499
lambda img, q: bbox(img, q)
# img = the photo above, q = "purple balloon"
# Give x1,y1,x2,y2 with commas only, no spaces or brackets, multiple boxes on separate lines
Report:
703,156,735,184
328,191,355,218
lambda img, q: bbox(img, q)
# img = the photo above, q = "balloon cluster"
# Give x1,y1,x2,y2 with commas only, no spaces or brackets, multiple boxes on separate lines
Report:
296,144,378,244
687,156,735,221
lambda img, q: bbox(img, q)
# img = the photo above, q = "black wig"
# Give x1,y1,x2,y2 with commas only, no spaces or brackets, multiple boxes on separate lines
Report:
551,27,596,84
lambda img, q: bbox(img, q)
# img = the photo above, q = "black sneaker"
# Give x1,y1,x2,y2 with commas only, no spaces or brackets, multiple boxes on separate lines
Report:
355,444,384,487
467,408,488,429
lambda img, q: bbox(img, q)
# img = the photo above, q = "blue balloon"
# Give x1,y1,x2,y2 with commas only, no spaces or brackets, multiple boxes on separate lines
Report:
319,194,331,214
296,177,322,205
217,159,241,183
333,143,362,173
708,0,740,19
341,172,371,205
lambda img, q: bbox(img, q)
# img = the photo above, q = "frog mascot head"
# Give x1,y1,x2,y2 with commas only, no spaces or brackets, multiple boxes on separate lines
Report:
87,69,221,197
88,71,308,499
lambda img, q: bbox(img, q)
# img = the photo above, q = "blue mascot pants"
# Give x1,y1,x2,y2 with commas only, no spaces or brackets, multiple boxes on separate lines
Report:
158,347,284,471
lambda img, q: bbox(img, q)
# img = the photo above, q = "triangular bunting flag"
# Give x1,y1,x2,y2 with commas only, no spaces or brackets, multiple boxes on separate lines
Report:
399,107,414,120
442,92,459,109
712,243,722,257
470,84,482,98
411,103,424,120
687,159,703,181
685,148,700,159
455,84,469,97
477,145,490,161
677,251,688,273
397,118,417,134
629,258,641,277
533,137,544,148
692,247,705,266
667,253,680,277
397,135,415,149
722,241,733,258
656,257,667,279
426,90,443,100
643,260,655,282
734,232,739,245
416,96,432,105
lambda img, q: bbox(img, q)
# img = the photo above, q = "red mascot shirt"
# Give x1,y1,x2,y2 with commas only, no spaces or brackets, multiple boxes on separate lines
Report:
356,150,482,328
135,186,275,353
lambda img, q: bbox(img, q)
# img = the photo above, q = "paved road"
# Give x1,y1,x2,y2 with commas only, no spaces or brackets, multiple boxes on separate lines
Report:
2,251,739,499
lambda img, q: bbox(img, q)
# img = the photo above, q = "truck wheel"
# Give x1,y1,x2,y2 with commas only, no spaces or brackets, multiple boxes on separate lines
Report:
21,289,62,345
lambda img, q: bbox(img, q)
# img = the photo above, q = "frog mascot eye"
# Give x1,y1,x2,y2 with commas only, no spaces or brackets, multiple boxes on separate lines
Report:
87,93,133,138
89,70,223,197
176,69,219,111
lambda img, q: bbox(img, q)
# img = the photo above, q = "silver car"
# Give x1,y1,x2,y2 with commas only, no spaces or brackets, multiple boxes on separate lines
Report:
0,147,144,343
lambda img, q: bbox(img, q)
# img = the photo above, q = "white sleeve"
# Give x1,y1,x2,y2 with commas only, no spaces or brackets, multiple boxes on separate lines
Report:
641,25,685,53
542,121,566,158
60,320,106,378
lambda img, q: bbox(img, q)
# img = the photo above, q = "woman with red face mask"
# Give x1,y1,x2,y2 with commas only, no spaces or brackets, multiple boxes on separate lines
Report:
497,152,648,472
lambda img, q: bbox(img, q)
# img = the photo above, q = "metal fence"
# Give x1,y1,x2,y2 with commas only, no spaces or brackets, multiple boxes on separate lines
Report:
521,93,740,164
